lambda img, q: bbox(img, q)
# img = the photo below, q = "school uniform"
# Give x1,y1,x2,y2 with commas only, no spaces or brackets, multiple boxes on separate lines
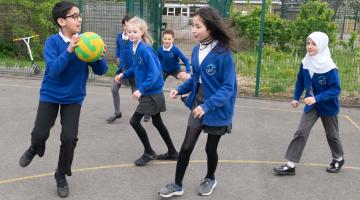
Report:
123,40,166,115
115,32,135,89
31,31,108,175
285,65,343,162
177,41,237,135
157,44,190,80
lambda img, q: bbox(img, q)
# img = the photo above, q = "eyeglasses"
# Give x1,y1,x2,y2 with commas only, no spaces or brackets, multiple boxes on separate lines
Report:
65,13,82,21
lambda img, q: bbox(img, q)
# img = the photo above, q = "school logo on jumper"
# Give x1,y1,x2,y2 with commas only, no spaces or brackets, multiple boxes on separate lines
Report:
205,64,216,75
138,57,144,65
169,52,175,58
318,76,327,85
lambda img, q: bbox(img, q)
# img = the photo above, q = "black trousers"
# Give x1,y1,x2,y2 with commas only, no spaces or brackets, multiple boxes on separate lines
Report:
31,101,81,176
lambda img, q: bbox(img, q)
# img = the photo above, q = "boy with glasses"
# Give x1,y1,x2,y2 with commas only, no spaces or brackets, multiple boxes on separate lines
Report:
18,1,108,198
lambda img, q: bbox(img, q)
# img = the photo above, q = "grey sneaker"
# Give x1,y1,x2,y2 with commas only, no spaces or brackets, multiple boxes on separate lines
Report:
159,183,184,198
198,178,217,196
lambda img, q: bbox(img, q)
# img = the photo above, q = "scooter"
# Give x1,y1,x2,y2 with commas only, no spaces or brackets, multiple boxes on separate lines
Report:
13,35,41,75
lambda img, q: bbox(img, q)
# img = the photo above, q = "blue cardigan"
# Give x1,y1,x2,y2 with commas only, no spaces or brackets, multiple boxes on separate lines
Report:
294,64,340,116
123,41,164,95
157,44,191,73
177,43,237,126
115,32,133,73
41,33,108,105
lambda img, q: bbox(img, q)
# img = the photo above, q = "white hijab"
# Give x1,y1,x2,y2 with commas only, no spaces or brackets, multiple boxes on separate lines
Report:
302,32,337,77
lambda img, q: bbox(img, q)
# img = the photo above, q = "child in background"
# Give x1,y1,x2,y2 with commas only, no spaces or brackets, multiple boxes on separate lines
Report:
106,15,135,123
157,29,191,82
273,31,344,176
115,16,178,166
159,6,237,198
19,1,108,198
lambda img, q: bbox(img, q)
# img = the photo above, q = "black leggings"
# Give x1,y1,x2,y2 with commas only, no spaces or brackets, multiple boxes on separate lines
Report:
175,126,221,186
130,112,176,154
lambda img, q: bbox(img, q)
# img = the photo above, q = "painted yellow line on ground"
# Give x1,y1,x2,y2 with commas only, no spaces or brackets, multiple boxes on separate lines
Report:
342,114,360,132
236,105,360,133
1,160,360,185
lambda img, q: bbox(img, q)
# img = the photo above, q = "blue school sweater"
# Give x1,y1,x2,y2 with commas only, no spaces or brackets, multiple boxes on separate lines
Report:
115,32,133,74
157,44,191,73
294,64,340,116
177,44,237,126
123,41,164,95
40,33,108,104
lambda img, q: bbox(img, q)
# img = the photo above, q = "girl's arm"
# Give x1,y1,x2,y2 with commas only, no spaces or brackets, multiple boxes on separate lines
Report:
293,65,305,101
176,77,194,95
137,49,161,94
122,65,134,78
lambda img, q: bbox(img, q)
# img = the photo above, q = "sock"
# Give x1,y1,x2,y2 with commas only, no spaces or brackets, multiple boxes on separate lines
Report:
335,156,343,161
286,161,295,168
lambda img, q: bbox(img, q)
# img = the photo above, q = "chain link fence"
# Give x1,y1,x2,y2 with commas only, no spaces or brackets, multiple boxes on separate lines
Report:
0,0,359,107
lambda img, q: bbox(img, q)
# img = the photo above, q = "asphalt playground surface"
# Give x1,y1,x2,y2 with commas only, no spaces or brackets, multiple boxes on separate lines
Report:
0,75,359,200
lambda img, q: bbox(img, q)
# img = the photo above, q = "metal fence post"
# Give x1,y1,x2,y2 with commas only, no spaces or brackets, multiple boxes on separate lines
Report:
208,0,232,18
78,0,83,32
126,0,135,16
255,0,266,97
150,0,162,49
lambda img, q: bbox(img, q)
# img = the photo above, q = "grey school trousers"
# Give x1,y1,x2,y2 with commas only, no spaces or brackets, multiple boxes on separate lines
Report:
285,109,344,163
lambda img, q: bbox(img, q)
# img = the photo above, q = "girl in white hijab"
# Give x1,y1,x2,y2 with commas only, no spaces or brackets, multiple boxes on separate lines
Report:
273,32,344,176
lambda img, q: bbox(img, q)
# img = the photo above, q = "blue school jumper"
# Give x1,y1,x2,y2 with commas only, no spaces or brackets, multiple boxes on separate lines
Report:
123,41,164,95
41,33,108,104
294,64,340,116
115,32,133,74
157,44,191,73
177,44,237,126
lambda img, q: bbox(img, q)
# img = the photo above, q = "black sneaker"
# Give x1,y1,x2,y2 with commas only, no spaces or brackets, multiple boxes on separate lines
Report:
143,114,151,122
273,164,296,176
106,113,122,123
55,171,69,198
326,159,345,173
19,146,36,167
134,152,157,166
157,151,179,161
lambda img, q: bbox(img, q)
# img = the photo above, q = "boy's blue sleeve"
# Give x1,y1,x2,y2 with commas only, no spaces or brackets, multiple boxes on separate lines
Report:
43,38,72,79
314,69,340,103
176,47,191,73
200,52,236,113
294,65,305,101
177,77,194,95
89,58,108,75
137,50,161,94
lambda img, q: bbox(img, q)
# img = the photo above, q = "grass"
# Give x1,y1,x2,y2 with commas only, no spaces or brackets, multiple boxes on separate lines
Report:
234,47,360,101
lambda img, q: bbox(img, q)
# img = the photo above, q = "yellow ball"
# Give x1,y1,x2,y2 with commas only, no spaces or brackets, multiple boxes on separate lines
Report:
75,32,104,63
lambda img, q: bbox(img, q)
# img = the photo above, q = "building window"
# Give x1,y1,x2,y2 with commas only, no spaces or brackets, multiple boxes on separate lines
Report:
190,6,198,17
175,7,181,16
181,7,188,16
168,7,175,16
162,7,167,15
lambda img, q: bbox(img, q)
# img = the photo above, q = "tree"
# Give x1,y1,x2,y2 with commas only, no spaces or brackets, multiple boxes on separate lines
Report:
0,0,58,58
293,0,337,54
